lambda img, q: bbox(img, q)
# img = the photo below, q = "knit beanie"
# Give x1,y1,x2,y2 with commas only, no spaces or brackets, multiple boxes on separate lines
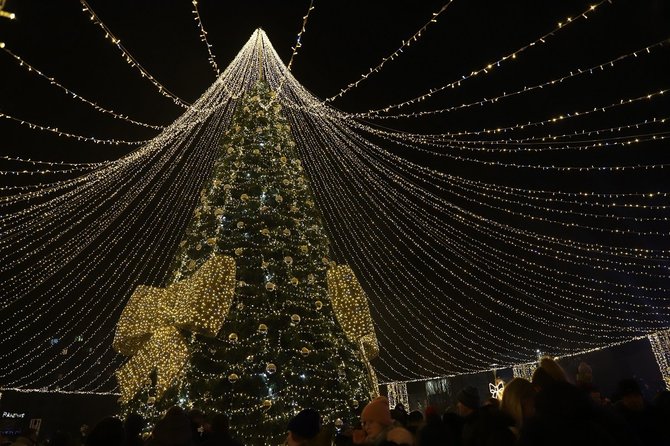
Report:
457,386,480,410
361,396,393,427
287,409,321,439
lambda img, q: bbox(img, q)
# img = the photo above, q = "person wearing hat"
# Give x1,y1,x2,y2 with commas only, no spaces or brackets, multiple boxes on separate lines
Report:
357,396,394,444
285,408,323,446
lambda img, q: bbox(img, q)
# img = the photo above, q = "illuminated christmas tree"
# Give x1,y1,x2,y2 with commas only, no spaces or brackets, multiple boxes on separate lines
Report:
112,81,379,444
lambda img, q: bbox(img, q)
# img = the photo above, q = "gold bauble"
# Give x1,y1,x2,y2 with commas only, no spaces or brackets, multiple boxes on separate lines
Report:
284,256,293,265
300,245,309,253
195,244,202,251
282,229,291,237
206,237,217,246
275,194,283,203
234,248,243,256
237,280,247,287
253,148,260,155
236,221,245,229
228,373,239,383
315,301,323,310
240,193,249,201
282,179,290,186
265,282,276,291
214,208,224,216
266,363,277,374
322,257,329,265
258,323,268,334
228,333,238,343
308,274,315,283
300,347,310,357
147,396,156,405
280,156,287,164
290,206,299,213
290,277,299,286
261,228,270,236
262,399,272,410
226,147,234,154
290,314,301,325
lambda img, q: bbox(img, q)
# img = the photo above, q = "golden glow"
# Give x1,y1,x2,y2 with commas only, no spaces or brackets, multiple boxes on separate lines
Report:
113,254,237,402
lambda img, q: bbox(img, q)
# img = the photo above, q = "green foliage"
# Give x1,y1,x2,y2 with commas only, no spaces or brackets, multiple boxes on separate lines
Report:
123,82,373,444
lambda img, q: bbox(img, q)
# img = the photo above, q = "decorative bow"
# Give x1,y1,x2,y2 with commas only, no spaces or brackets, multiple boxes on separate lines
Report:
327,264,380,397
113,255,236,403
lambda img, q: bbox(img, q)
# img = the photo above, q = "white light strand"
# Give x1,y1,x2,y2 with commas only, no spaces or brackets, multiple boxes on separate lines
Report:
1,45,165,130
191,0,220,75
79,0,190,108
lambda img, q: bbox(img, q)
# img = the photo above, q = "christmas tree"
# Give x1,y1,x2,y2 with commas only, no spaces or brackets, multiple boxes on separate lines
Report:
112,80,379,444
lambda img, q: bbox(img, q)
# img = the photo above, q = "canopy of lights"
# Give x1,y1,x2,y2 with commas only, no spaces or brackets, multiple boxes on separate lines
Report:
1,0,670,394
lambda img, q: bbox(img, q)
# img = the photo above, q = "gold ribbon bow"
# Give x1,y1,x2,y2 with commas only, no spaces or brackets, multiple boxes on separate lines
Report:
113,255,236,403
327,264,380,397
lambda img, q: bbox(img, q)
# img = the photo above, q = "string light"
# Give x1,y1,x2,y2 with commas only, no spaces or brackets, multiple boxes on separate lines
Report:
1,46,165,130
191,0,220,75
648,329,670,390
342,0,610,113
324,0,456,103
79,0,190,108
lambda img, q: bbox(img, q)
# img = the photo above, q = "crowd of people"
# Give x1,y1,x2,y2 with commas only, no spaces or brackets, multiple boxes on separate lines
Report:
2,358,669,446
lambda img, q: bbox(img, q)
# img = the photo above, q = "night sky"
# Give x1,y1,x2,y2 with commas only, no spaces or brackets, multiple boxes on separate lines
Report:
1,0,670,390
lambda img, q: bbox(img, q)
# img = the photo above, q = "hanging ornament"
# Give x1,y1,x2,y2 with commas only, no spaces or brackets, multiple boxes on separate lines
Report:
275,194,283,203
335,418,344,428
290,314,301,326
240,193,249,201
300,245,309,254
261,228,270,237
179,240,187,247
282,229,291,237
259,206,270,213
223,184,232,190
195,244,202,251
147,396,156,405
315,301,323,310
338,368,346,379
258,323,268,334
238,280,247,288
282,179,291,186
290,205,299,213
253,148,261,155
228,373,239,383
237,302,245,310
294,159,302,166
351,399,359,408
321,257,330,265
306,200,314,207
187,260,196,270
284,256,293,265
226,147,234,154
262,400,273,411
234,248,243,256
206,237,217,246
265,282,276,291
261,260,269,269
290,277,299,286
308,274,315,284
280,156,288,164
300,347,310,357
236,221,245,229
228,333,238,343
266,363,277,374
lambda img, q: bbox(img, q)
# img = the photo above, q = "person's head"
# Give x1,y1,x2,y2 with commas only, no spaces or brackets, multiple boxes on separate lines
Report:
286,409,321,446
531,357,567,391
152,410,192,446
617,378,644,411
86,417,124,446
576,362,593,386
456,386,480,416
384,427,413,446
500,377,536,428
124,413,145,437
361,397,393,440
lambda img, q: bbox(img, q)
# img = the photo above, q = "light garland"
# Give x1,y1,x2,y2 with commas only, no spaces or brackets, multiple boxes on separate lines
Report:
648,329,670,390
79,0,190,108
386,382,409,410
191,0,220,75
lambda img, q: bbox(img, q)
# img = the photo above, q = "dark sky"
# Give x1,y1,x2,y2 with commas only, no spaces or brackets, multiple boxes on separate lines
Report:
1,0,670,389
